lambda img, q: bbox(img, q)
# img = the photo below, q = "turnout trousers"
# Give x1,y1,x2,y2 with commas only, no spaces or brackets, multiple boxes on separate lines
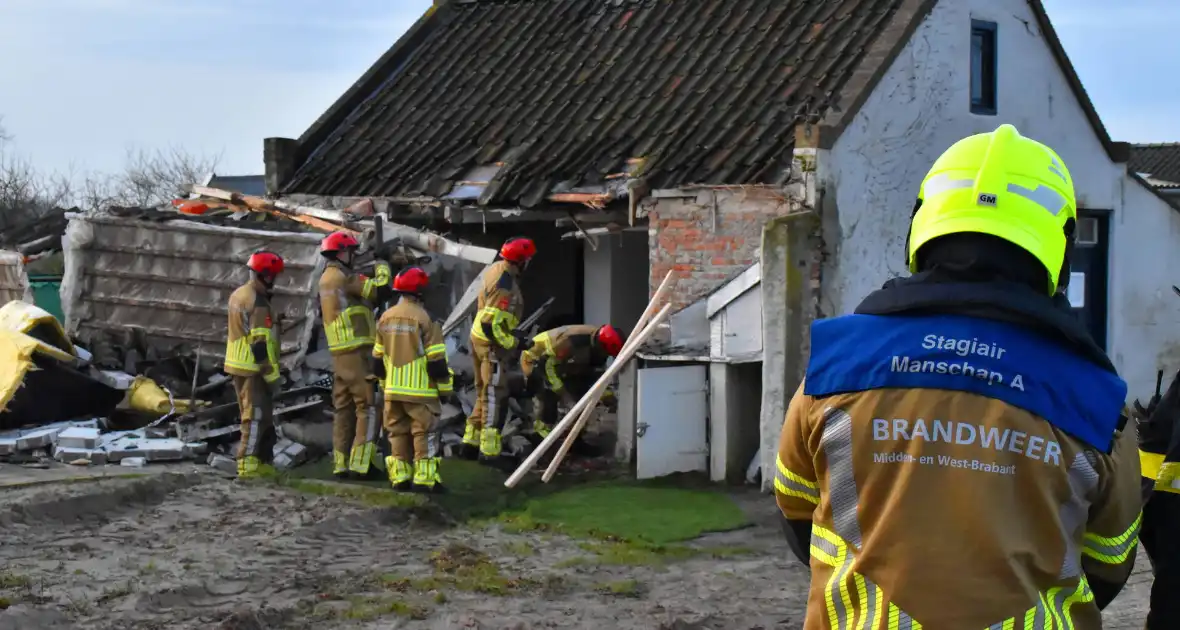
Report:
384,400,442,490
331,348,379,475
1142,486,1180,629
232,374,276,478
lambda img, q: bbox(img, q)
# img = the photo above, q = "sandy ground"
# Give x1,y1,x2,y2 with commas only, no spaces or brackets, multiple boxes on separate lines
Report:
0,465,1153,630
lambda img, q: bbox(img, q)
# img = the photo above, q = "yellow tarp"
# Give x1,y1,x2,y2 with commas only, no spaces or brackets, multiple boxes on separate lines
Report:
0,300,75,357
0,328,42,412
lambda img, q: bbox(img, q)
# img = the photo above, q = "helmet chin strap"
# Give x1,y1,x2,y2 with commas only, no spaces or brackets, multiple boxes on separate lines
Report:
1055,218,1077,296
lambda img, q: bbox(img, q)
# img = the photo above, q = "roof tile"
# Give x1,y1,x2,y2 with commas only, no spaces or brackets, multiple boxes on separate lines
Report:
1130,143,1180,188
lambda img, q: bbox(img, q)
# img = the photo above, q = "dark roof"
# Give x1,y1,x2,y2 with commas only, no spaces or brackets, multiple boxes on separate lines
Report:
1129,144,1180,189
283,0,930,206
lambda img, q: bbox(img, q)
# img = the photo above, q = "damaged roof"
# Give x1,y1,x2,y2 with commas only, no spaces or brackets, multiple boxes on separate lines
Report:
1130,143,1180,189
283,0,923,206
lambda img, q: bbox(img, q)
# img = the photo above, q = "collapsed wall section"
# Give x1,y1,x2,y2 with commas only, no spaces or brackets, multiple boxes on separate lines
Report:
60,215,325,369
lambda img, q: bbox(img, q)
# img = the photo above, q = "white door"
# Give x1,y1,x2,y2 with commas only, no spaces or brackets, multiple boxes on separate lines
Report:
636,365,708,479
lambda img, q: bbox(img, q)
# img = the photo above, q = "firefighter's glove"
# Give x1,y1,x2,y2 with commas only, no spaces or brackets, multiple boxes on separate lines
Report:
371,356,386,380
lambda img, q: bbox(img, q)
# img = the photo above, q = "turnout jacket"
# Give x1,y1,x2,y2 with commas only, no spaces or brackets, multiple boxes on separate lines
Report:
520,324,604,394
224,280,280,383
775,275,1141,630
469,260,525,351
319,259,391,354
374,296,453,405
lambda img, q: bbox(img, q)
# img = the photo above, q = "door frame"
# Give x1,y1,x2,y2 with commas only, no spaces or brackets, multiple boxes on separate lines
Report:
1072,208,1111,350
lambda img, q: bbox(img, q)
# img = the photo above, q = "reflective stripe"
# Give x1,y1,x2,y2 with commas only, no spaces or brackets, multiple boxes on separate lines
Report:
1082,512,1141,565
470,306,520,348
1141,449,1165,481
383,356,438,398
921,174,1068,216
425,343,446,360
224,336,259,373
326,305,376,352
821,407,862,549
1156,461,1180,493
774,455,819,505
1056,451,1098,579
544,355,564,392
363,263,391,300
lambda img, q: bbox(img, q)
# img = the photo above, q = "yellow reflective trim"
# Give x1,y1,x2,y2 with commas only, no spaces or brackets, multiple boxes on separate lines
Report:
1141,450,1165,481
325,305,376,351
425,343,446,359
544,356,564,392
774,456,820,505
1082,512,1141,565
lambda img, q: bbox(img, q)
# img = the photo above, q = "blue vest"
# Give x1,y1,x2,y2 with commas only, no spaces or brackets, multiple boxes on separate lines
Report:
804,314,1128,453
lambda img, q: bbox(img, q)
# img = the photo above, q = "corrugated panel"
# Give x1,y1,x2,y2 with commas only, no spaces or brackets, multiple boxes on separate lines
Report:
0,250,31,306
60,216,325,369
285,0,907,204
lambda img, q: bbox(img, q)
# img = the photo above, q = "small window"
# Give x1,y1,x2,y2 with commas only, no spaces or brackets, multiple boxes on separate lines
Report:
970,20,998,115
1076,217,1099,246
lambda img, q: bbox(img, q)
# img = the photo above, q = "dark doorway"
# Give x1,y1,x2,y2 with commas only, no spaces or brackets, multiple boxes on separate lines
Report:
1068,210,1110,349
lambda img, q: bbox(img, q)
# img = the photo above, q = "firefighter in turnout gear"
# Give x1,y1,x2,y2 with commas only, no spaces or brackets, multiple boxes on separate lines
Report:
463,236,535,467
319,231,392,479
1136,371,1180,628
373,267,454,493
224,251,285,479
774,125,1141,629
520,324,624,439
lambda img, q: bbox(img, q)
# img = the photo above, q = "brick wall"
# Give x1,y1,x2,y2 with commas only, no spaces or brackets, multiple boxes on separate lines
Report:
647,189,791,311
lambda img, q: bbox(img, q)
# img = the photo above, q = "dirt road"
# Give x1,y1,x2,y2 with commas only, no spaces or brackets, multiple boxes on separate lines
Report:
0,467,1152,629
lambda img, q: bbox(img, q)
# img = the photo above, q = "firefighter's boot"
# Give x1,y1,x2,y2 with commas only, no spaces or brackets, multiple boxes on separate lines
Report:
238,456,278,480
386,456,413,492
460,423,481,461
413,458,446,494
333,450,352,480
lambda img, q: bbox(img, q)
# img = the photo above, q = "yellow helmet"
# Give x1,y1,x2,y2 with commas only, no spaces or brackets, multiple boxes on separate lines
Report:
907,124,1076,294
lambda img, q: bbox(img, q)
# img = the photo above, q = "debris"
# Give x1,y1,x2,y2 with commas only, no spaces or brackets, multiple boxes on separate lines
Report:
273,438,309,470
207,453,237,474
57,426,101,450
54,446,107,466
120,457,146,468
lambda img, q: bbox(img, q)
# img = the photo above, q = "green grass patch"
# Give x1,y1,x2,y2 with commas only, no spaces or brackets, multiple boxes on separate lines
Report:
502,483,750,545
379,543,540,597
0,571,31,590
595,579,645,598
557,541,755,568
337,595,429,621
270,475,427,509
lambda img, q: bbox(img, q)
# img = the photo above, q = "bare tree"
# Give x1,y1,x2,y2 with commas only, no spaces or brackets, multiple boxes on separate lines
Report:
106,146,220,208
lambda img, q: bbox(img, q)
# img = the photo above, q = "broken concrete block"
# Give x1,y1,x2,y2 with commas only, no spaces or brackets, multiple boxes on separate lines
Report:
111,438,188,462
95,370,136,390
272,439,309,470
121,457,146,468
54,446,107,466
207,453,237,474
16,426,66,451
57,427,101,450
184,442,208,457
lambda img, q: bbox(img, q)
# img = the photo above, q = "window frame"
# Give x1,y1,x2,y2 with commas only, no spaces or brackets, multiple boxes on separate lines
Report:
970,19,998,116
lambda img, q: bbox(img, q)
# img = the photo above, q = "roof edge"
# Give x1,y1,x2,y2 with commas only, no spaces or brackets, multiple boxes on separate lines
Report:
1128,170,1180,214
818,0,940,148
292,2,448,161
1026,0,1129,163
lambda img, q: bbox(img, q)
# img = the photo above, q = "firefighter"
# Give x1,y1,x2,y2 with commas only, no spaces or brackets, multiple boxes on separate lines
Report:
774,124,1141,628
223,251,285,479
463,236,536,468
1137,372,1180,628
318,231,392,480
520,324,624,439
372,267,454,493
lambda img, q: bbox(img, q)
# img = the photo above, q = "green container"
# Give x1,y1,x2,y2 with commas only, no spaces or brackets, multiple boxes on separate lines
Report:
27,274,64,322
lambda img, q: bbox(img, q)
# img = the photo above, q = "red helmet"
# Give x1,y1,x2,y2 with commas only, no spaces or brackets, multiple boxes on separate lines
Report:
247,251,285,278
393,267,430,294
500,237,537,264
321,231,359,256
596,325,624,357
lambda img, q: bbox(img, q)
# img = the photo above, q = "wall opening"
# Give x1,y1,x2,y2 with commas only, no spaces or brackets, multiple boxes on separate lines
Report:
970,19,998,116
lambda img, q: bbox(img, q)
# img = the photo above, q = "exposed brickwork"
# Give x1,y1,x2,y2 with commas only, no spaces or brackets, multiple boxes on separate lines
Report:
648,189,791,311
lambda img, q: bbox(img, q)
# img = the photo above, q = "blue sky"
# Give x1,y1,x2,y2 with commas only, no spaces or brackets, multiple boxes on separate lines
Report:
0,0,1175,177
